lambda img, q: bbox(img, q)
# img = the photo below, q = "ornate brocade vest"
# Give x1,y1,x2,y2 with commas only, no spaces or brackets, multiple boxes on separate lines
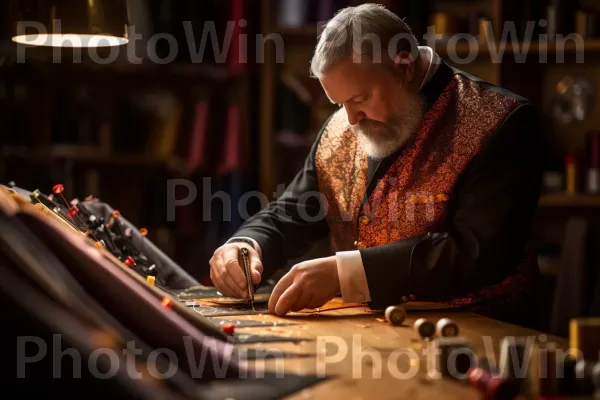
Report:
315,74,536,309
315,75,520,251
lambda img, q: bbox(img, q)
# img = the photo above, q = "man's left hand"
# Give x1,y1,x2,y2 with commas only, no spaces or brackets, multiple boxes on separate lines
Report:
268,256,340,316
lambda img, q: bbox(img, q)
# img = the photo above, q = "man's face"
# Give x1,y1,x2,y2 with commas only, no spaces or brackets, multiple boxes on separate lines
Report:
320,57,424,159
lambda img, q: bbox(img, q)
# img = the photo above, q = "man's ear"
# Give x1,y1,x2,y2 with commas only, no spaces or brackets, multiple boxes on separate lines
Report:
392,50,416,83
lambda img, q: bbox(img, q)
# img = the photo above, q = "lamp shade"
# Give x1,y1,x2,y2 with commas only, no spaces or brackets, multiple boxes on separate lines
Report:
9,0,129,47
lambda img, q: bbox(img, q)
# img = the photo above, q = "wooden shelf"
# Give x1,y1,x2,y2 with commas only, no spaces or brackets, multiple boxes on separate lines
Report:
274,25,322,38
259,0,600,199
435,39,600,58
538,255,560,276
1,146,170,168
1,62,238,88
267,25,600,57
538,193,600,207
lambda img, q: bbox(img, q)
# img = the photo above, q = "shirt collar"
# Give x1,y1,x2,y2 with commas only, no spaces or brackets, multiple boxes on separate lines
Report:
418,47,455,111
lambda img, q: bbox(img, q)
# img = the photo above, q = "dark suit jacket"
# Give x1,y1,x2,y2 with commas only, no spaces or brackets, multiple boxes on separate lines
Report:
233,61,543,315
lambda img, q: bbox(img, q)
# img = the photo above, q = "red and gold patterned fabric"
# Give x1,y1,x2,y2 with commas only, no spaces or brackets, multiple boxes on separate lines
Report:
315,74,536,309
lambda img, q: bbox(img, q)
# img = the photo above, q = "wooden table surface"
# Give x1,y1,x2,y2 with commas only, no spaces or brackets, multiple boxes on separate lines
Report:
209,300,568,400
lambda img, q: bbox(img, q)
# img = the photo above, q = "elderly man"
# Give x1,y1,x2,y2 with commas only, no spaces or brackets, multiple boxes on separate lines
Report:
209,4,542,323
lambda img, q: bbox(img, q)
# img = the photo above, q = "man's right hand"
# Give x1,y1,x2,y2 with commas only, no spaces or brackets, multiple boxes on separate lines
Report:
209,243,263,299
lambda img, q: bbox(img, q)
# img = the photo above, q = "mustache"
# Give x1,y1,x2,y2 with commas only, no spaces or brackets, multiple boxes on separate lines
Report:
356,119,388,134
358,119,386,128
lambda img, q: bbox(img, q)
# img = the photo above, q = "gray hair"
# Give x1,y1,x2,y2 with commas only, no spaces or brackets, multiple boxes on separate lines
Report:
310,4,419,79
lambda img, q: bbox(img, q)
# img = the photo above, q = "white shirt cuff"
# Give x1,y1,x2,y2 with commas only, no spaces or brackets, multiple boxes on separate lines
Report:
226,237,262,259
336,250,371,303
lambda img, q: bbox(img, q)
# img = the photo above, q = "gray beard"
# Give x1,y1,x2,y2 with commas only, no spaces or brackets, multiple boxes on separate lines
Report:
355,95,425,159
358,127,414,159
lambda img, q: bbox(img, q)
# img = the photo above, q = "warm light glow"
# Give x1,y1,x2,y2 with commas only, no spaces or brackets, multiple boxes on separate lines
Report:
12,33,128,47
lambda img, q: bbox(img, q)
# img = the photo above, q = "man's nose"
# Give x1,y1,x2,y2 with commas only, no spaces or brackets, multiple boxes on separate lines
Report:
344,105,365,126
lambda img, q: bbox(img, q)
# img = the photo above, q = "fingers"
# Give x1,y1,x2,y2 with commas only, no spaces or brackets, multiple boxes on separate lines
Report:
251,268,262,286
209,255,229,295
306,296,328,310
268,266,312,316
268,271,294,314
221,246,248,297
209,242,266,300
210,254,243,298
209,245,248,299
289,287,312,312
249,251,263,286
273,282,303,316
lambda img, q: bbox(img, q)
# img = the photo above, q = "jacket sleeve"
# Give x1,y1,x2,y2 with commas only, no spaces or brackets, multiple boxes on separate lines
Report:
360,104,543,309
231,116,333,279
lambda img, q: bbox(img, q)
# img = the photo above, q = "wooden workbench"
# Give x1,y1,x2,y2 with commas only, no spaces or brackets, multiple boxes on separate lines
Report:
211,302,568,400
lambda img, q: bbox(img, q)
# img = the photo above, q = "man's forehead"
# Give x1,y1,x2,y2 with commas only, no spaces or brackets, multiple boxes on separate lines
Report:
320,66,370,104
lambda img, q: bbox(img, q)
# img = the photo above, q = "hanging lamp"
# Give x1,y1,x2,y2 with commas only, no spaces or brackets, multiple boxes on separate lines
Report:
9,0,129,47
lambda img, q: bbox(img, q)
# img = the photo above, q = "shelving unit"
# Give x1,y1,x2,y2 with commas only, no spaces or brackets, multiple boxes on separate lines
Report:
539,193,600,207
258,0,600,198
0,145,173,167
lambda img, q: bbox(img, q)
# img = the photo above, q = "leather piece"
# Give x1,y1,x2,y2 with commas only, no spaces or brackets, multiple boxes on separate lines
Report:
177,281,275,300
294,301,366,314
191,304,270,317
203,293,271,305
210,319,296,328
231,333,313,344
176,285,222,299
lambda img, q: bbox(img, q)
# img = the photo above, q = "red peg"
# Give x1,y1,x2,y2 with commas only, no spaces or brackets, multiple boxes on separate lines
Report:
52,184,64,194
67,206,79,217
124,256,135,267
222,324,235,335
112,211,121,219
140,228,148,237
467,367,518,400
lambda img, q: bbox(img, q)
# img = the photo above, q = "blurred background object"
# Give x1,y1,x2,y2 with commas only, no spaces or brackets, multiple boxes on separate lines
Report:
552,76,594,124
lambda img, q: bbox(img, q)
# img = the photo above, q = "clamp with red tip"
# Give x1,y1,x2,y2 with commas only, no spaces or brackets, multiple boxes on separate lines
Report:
52,184,64,194
124,256,136,267
67,206,79,217
106,210,121,228
221,324,235,335
161,297,173,308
